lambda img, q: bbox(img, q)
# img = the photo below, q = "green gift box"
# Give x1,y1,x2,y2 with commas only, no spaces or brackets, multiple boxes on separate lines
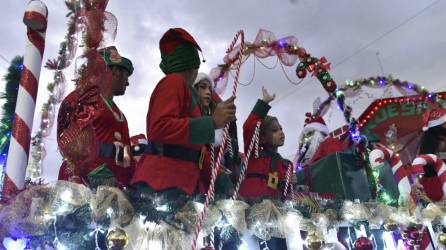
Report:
297,152,400,201
297,152,372,201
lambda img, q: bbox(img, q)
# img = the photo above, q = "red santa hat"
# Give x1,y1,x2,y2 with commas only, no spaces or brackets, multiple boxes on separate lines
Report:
130,134,148,145
301,112,329,135
422,108,446,131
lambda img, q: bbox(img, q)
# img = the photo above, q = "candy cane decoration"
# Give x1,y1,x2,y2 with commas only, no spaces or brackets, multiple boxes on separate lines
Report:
232,121,261,200
283,161,294,198
1,0,47,202
411,154,446,197
369,146,412,199
192,30,245,250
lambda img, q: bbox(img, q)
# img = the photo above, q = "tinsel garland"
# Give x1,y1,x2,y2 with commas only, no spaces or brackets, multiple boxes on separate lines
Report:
0,56,23,200
2,181,444,249
27,0,81,181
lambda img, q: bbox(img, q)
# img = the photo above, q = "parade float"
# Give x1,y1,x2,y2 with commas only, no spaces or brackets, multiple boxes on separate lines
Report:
0,1,446,250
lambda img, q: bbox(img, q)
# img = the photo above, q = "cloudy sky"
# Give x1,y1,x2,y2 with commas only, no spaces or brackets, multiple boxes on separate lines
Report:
1,0,446,181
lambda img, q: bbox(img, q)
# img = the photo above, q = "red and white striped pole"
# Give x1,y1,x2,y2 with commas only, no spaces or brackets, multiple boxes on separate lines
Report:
1,0,47,203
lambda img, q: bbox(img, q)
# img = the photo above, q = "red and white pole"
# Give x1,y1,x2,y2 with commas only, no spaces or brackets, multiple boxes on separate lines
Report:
1,0,47,202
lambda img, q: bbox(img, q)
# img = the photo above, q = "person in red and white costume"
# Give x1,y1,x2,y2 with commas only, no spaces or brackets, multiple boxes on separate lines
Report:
294,112,347,167
417,107,446,201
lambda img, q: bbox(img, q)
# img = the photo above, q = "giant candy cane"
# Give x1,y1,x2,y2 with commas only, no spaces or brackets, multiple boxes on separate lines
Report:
1,0,47,202
192,30,245,250
369,146,412,199
411,154,446,197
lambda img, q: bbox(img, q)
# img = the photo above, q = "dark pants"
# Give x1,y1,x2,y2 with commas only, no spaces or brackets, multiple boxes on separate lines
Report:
258,237,288,250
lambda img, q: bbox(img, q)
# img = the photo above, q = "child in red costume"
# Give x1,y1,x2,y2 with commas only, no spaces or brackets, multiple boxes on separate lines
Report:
193,72,241,197
130,28,236,214
239,87,292,201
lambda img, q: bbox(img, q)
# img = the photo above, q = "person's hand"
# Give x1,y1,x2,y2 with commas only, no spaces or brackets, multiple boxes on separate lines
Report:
212,96,236,129
262,86,275,104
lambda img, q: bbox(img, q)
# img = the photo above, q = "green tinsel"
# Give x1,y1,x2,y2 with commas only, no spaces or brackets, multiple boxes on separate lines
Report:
0,56,23,199
0,56,23,145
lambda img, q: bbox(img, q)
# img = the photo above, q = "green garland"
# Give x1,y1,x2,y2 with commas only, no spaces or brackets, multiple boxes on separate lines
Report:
0,56,23,199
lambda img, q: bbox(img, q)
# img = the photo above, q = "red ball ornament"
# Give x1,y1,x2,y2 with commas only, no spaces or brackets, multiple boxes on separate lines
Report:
354,237,373,250
296,70,307,78
324,80,337,93
200,247,215,250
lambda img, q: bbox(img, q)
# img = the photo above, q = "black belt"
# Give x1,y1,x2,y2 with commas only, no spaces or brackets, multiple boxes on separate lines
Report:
246,173,268,180
144,142,201,163
99,143,124,161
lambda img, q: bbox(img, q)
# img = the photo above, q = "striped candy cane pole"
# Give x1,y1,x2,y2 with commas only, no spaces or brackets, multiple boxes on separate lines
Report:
192,30,245,250
411,154,446,197
369,146,412,199
232,121,261,200
283,161,294,198
1,0,47,202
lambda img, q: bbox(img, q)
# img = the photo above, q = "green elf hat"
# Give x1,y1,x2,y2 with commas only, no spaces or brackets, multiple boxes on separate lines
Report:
159,28,202,74
99,46,134,75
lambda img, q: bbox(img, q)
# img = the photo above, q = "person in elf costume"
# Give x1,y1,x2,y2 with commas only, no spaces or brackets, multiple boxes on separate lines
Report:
192,72,241,197
130,28,236,217
238,87,291,250
57,46,135,188
416,107,446,201
239,87,292,201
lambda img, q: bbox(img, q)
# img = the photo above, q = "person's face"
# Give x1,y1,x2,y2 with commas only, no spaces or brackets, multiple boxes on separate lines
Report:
196,79,212,108
261,120,285,147
111,66,130,96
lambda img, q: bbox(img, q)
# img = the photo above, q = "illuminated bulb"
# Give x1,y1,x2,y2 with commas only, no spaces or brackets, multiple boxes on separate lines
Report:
3,238,27,250
106,207,113,217
238,240,249,250
60,190,72,202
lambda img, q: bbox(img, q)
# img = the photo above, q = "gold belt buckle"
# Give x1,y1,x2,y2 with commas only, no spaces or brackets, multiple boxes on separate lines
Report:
267,171,279,190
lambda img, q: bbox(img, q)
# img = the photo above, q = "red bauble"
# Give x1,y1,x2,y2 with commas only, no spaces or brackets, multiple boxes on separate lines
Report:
297,70,307,78
324,79,337,93
354,237,373,250
200,247,215,250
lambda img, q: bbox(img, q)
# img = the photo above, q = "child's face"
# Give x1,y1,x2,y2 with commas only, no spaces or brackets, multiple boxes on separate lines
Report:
262,120,285,147
196,79,212,108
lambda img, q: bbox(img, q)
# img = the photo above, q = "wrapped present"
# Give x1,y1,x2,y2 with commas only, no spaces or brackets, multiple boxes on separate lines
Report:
296,152,372,201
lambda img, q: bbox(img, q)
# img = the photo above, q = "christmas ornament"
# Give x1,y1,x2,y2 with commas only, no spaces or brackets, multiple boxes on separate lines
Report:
305,232,324,250
353,237,373,250
383,219,398,232
106,228,128,250
438,232,446,246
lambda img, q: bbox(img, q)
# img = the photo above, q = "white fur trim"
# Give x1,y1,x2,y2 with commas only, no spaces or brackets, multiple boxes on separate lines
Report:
193,72,213,87
214,128,224,147
301,122,329,135
427,114,446,129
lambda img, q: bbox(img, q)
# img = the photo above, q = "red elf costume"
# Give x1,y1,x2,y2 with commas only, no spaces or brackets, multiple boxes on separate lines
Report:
131,28,216,196
239,99,290,200
57,46,135,188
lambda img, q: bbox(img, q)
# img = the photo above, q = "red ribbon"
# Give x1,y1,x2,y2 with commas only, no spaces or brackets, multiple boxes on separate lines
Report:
23,11,48,32
307,57,331,77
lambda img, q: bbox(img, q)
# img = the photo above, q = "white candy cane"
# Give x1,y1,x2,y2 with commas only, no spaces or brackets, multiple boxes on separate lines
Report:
2,0,47,202
411,154,446,197
369,146,412,199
